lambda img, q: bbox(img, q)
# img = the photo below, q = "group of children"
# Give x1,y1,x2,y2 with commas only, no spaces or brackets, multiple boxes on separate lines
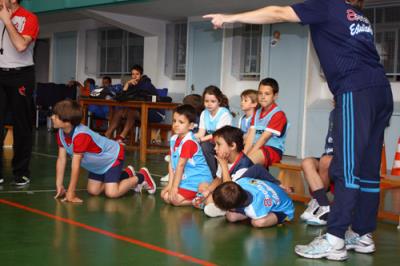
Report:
53,77,333,229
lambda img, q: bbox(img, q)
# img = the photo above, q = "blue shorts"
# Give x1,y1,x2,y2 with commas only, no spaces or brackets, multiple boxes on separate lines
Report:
88,160,125,183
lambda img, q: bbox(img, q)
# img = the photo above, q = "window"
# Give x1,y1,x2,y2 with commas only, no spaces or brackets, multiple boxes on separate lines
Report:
364,6,400,81
165,22,187,80
86,28,143,76
232,24,262,80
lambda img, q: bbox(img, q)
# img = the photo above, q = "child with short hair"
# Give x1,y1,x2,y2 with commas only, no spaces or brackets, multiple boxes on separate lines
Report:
52,99,155,203
161,104,213,206
193,126,254,217
238,89,258,137
212,170,294,228
195,86,233,177
244,78,288,167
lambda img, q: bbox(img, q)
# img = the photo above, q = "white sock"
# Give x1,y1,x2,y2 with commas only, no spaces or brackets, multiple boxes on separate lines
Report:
326,233,345,249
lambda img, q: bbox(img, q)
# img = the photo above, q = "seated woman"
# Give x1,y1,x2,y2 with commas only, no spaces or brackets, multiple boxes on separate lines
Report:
104,65,165,143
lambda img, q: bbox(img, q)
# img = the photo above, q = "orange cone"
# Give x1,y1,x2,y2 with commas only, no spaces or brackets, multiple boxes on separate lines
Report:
391,138,400,176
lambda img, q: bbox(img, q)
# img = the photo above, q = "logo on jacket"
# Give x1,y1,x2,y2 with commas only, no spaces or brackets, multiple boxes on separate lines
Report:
18,86,26,96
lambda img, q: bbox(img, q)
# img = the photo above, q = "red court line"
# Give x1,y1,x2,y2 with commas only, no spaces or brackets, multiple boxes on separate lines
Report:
0,198,217,266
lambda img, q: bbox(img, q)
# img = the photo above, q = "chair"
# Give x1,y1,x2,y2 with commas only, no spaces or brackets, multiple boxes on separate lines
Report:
35,83,77,128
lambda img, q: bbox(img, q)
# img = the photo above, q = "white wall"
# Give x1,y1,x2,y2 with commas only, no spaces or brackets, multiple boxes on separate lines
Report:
39,12,399,164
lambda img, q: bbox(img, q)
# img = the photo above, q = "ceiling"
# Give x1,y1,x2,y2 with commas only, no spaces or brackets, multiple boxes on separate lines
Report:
37,0,400,25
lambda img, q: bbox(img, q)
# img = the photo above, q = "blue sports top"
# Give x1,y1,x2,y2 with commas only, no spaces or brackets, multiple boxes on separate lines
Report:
292,0,390,95
238,114,252,134
236,177,294,220
170,132,213,191
58,125,120,175
253,106,288,153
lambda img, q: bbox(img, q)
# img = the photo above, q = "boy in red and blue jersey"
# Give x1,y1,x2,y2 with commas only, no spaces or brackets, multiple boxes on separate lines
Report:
52,100,156,203
161,104,213,206
244,78,288,167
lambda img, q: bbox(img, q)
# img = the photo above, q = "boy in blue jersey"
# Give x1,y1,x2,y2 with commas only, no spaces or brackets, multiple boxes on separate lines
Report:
212,168,294,228
52,100,156,203
161,104,213,206
193,126,254,217
243,78,288,168
238,89,258,139
205,0,393,260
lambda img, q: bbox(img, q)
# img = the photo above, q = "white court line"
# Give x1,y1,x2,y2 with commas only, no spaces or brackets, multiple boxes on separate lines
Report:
32,151,58,159
0,189,87,194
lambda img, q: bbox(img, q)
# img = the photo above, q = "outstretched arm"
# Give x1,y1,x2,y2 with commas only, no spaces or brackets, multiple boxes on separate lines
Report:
55,147,67,199
64,153,83,203
203,6,300,28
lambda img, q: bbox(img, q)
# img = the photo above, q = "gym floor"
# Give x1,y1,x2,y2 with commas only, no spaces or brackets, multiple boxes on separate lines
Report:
0,129,399,266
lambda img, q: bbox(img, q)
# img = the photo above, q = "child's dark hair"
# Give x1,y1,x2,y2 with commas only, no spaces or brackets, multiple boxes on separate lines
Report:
183,94,203,116
203,85,229,108
53,99,82,126
240,89,258,103
213,182,248,210
85,78,95,86
259,78,279,94
102,76,112,84
174,104,197,123
213,126,244,152
131,65,143,75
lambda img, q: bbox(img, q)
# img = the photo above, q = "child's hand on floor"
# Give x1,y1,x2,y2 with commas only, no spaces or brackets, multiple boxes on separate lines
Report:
54,185,66,199
62,191,83,203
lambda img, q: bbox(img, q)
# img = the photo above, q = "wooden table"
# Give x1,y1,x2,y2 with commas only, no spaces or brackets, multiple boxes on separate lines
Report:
79,98,179,162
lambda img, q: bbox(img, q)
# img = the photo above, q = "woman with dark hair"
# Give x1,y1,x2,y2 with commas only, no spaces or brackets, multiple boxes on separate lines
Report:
205,0,393,261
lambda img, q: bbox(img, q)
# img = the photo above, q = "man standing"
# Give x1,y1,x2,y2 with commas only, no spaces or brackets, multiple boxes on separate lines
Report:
204,0,393,261
0,0,39,185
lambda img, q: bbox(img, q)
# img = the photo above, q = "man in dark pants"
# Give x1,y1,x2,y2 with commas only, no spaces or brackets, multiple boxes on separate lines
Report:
205,0,393,261
0,0,39,185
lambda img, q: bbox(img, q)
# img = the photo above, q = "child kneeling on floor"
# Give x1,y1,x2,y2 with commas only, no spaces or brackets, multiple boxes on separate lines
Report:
212,166,294,228
53,99,156,203
161,104,213,206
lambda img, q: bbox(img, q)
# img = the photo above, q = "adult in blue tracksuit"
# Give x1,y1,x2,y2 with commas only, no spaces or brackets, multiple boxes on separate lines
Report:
205,0,393,261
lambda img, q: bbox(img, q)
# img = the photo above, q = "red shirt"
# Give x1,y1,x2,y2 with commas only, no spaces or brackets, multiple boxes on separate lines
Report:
173,136,198,159
250,103,287,136
56,132,124,166
12,7,39,39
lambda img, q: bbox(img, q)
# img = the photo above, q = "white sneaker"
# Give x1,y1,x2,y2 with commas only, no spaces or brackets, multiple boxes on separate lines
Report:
295,234,348,261
204,203,226,218
300,198,319,221
160,174,169,182
345,230,375,254
306,205,330,226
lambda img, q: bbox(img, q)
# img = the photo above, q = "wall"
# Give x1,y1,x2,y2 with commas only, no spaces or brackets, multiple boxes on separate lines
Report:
39,11,399,165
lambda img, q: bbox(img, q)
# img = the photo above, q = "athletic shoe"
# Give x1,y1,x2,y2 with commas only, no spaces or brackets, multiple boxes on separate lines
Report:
295,234,348,261
124,165,136,177
0,177,3,184
204,203,226,218
306,205,330,226
345,230,376,254
14,176,30,186
300,198,319,221
160,174,169,182
115,135,127,145
139,167,156,194
192,192,206,209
